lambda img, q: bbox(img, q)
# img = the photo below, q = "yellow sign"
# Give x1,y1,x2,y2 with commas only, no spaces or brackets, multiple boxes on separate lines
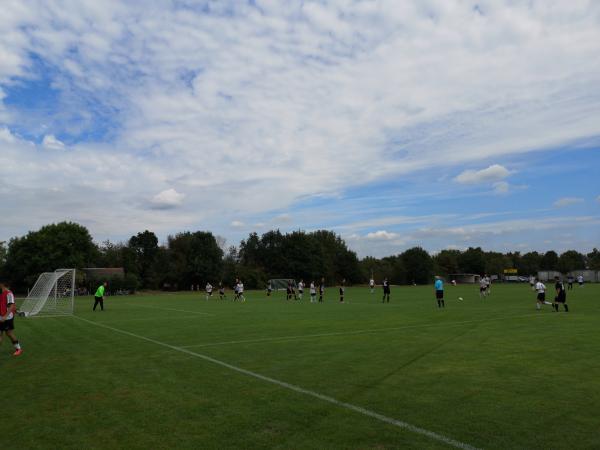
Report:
503,268,518,274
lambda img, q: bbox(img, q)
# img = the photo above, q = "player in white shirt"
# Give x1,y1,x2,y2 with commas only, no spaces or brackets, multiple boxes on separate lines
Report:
369,278,375,293
484,275,491,295
237,280,245,302
0,281,22,356
205,282,213,300
535,279,553,310
298,280,305,300
479,276,488,298
577,275,584,287
309,281,317,303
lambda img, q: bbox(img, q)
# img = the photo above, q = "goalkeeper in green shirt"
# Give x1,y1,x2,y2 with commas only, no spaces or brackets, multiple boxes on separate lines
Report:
93,282,108,311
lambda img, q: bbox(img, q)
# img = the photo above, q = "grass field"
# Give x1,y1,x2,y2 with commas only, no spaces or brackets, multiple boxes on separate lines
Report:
4,283,600,449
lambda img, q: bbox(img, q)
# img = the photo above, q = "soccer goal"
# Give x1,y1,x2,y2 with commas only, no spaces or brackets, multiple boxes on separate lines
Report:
19,269,76,317
268,279,296,291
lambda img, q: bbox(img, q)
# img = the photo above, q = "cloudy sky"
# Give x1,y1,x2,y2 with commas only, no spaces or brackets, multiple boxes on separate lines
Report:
1,0,599,257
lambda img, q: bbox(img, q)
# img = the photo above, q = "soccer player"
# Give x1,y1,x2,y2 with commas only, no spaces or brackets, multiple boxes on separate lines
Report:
535,278,553,310
382,278,390,303
319,278,325,303
577,274,584,287
0,281,22,356
369,277,375,293
479,276,488,298
237,279,245,302
233,278,240,301
93,281,107,311
339,279,345,303
205,282,213,300
218,282,226,300
298,280,305,300
553,276,569,312
267,281,272,297
434,276,445,308
286,280,293,301
484,274,492,295
310,281,316,303
567,274,574,290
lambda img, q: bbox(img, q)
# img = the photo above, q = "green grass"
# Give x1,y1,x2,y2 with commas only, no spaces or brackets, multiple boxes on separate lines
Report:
3,284,600,449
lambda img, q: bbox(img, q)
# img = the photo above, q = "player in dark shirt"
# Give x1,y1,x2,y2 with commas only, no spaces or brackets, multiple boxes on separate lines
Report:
382,278,390,303
553,276,568,312
567,275,574,290
339,279,345,303
318,278,325,303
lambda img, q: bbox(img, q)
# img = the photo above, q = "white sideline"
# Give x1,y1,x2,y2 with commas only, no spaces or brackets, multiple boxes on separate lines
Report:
117,303,215,316
73,315,480,450
180,313,544,349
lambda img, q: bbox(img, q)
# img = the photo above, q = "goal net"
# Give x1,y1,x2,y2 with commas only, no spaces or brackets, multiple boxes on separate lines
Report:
268,279,296,291
19,269,76,317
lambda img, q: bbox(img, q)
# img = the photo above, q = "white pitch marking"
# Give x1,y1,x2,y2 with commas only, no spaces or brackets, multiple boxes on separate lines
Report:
73,315,480,450
180,313,545,349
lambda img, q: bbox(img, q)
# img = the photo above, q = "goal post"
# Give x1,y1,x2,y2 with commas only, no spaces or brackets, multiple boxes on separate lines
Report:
268,279,296,291
19,269,76,317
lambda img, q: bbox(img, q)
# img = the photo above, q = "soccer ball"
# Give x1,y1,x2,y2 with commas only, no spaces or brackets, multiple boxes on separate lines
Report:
458,297,463,301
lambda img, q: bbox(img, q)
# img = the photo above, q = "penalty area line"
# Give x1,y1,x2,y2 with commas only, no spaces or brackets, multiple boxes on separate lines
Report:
73,315,479,450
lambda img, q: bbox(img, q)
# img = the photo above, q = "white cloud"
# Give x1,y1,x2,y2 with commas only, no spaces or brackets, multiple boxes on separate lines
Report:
493,181,510,194
554,197,584,208
0,127,16,143
42,134,65,150
0,1,599,248
274,214,292,223
596,195,600,203
455,165,510,184
151,188,185,209
230,220,245,229
365,230,398,240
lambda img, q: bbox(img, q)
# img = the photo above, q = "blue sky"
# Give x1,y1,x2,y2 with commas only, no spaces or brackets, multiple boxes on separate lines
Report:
0,0,599,257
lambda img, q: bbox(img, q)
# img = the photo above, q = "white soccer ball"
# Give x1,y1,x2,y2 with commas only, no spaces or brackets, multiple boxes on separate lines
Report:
458,297,463,301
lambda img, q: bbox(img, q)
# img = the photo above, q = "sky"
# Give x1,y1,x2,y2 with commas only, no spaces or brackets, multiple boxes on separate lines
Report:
0,0,599,257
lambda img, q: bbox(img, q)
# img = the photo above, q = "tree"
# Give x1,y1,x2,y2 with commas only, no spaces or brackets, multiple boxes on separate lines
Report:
458,247,486,274
587,248,600,271
166,231,223,289
434,250,460,276
558,250,586,273
4,222,99,290
401,247,433,284
520,252,542,276
484,251,509,276
0,241,7,278
128,230,160,288
540,251,559,270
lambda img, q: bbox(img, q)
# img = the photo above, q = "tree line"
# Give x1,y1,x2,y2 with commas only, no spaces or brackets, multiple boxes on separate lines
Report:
0,221,598,292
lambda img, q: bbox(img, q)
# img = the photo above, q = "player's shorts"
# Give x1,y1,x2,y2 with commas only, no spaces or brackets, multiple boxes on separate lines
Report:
578,282,583,286
0,318,15,332
383,287,390,294
298,289,303,294
339,288,344,295
555,295,566,303
537,292,545,301
480,287,486,292
435,290,444,299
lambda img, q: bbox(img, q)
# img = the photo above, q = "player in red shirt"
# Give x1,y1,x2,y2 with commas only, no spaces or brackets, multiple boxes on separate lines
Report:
0,281,23,356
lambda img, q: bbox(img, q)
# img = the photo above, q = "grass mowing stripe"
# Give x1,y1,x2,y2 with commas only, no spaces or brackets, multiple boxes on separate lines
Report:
117,303,215,316
179,313,547,348
73,315,480,450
